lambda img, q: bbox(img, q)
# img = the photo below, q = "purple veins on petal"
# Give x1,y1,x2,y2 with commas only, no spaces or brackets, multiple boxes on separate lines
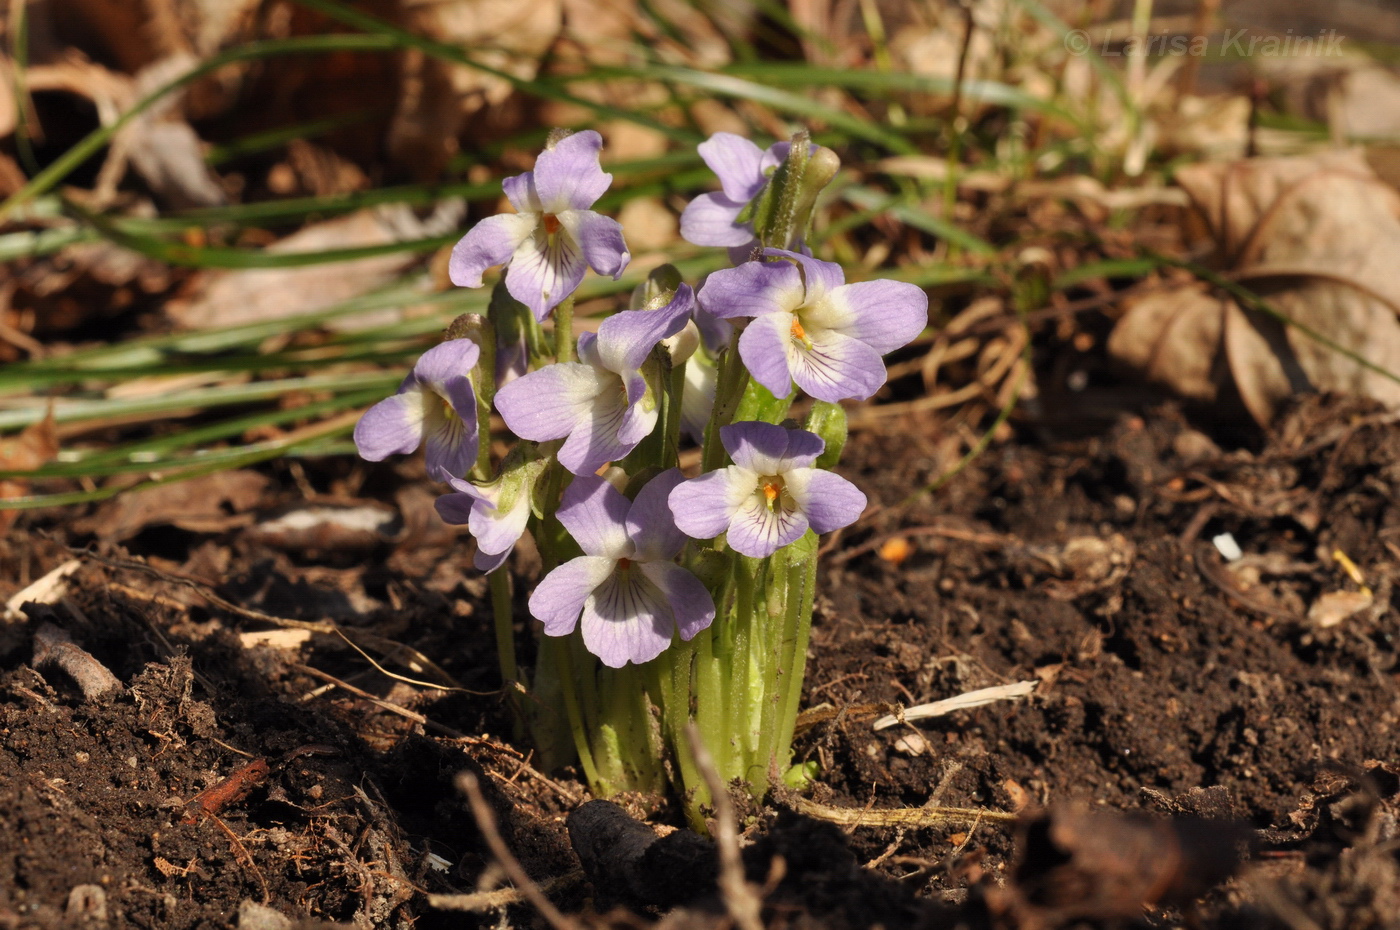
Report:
529,469,716,667
668,422,866,559
495,289,695,477
447,129,629,320
695,249,928,402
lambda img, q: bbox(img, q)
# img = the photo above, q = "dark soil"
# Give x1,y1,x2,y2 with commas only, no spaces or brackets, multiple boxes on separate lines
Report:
3,394,1400,929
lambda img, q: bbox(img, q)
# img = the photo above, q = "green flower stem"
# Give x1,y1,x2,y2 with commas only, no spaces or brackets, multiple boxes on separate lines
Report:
664,360,687,471
472,324,497,482
554,296,575,364
488,569,519,691
555,637,603,794
701,329,750,474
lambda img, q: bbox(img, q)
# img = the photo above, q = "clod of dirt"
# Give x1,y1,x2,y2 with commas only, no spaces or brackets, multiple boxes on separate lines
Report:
568,800,717,910
998,806,1250,929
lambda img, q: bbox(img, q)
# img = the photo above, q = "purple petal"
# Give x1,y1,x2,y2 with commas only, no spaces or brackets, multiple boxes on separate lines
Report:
697,133,768,202
558,475,634,559
530,556,615,636
785,468,866,533
763,248,844,298
558,210,630,279
725,493,809,558
505,228,588,321
423,408,477,481
354,391,426,461
534,130,611,212
679,192,754,248
449,213,537,288
474,547,512,573
693,307,733,355
637,561,714,641
668,469,751,540
814,280,929,353
496,362,609,442
435,491,478,525
698,260,803,321
472,495,531,560
580,571,674,667
596,285,695,375
788,328,888,402
761,141,791,172
502,172,542,213
413,339,480,389
557,392,644,476
626,468,688,561
720,421,821,475
615,389,658,447
736,311,798,398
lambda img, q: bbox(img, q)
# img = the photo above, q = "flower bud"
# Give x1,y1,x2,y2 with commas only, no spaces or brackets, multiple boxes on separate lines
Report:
661,320,700,365
597,465,629,494
630,263,685,311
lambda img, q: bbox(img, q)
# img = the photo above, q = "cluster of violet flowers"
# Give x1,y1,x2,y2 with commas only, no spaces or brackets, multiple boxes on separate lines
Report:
353,129,926,823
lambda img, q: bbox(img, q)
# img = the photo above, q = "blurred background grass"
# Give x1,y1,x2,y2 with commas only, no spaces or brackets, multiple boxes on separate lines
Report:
3,0,1399,514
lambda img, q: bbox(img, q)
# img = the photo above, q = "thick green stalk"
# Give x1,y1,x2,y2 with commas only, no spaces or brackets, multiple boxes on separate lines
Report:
664,361,687,471
773,550,818,779
554,296,575,364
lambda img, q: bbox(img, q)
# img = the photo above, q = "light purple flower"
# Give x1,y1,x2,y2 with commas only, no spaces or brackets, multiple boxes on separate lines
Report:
680,133,792,258
449,130,630,321
435,458,543,573
697,249,928,403
669,422,865,558
495,286,694,475
353,339,479,481
530,469,715,668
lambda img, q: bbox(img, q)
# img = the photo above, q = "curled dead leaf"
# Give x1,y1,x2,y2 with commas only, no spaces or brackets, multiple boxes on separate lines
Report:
1109,149,1400,424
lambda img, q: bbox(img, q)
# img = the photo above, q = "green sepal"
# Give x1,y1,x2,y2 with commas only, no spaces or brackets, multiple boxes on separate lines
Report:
687,547,731,593
804,401,848,470
733,378,795,426
783,529,819,567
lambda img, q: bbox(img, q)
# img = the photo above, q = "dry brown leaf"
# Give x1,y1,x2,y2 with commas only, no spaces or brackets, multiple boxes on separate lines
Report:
72,470,269,541
0,408,58,532
166,202,464,330
1109,149,1400,424
387,0,562,179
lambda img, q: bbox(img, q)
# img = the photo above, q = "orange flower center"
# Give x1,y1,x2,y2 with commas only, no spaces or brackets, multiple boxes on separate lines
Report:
763,482,781,503
617,557,632,571
790,318,807,342
543,213,562,235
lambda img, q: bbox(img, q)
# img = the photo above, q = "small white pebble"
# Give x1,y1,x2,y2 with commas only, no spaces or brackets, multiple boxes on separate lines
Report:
893,733,928,756
1212,533,1243,562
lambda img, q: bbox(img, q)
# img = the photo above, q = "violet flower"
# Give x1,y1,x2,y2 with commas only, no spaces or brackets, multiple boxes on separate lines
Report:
449,130,630,321
435,458,543,573
680,133,792,258
669,421,865,558
530,469,715,668
353,338,479,481
495,286,695,475
697,249,927,403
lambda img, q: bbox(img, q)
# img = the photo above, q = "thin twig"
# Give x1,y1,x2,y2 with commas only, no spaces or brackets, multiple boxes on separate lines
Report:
794,796,1017,828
